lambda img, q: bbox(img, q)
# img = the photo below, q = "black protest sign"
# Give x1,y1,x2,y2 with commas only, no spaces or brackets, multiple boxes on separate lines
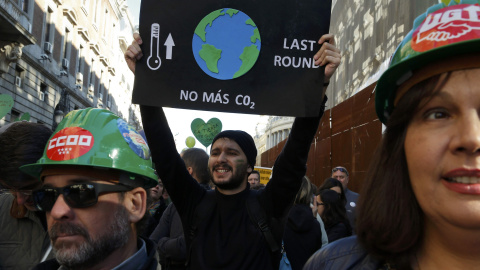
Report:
133,0,332,117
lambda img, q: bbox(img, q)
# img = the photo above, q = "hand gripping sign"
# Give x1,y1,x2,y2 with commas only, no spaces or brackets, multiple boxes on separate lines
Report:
133,0,332,117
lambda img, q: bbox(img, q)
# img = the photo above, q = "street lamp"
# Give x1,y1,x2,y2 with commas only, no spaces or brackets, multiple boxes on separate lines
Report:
51,88,70,131
54,109,64,125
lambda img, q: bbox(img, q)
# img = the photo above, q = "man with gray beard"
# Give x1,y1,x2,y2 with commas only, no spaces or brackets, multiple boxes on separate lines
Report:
47,203,130,268
20,108,161,270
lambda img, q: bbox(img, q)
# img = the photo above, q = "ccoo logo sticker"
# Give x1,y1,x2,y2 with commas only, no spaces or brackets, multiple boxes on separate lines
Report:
412,4,480,52
47,127,94,161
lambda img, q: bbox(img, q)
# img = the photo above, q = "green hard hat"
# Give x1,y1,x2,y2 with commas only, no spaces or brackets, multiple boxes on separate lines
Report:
375,0,480,124
20,108,157,189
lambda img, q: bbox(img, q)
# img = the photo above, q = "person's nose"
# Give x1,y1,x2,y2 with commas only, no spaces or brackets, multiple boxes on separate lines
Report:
49,194,74,220
451,112,480,155
217,151,227,162
15,192,28,206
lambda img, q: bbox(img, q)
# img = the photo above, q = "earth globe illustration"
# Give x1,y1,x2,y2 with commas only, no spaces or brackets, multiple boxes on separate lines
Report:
192,8,261,80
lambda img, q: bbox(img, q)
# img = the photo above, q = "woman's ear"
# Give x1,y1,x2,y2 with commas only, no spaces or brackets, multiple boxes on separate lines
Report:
187,166,193,176
124,187,147,223
247,165,253,174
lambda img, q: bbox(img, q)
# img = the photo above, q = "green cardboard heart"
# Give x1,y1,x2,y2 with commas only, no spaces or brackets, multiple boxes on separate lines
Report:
0,94,14,120
16,112,30,122
191,118,222,148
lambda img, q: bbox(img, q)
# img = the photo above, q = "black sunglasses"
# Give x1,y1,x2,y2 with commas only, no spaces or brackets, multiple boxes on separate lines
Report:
332,167,349,176
0,189,34,196
33,182,133,211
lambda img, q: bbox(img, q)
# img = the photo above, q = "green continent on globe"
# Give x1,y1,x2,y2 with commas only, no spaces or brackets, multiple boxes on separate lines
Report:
245,19,256,27
226,9,239,17
251,28,261,43
199,44,222,74
233,45,260,79
194,10,226,42
245,19,261,44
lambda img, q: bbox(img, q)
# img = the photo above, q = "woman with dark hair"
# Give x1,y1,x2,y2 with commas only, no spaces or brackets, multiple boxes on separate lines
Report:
283,176,323,270
317,177,346,205
316,189,351,243
304,1,480,269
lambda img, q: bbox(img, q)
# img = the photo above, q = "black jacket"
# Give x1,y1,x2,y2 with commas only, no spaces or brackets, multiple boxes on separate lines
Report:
150,203,187,270
325,220,351,243
303,236,391,270
140,101,326,270
283,204,323,270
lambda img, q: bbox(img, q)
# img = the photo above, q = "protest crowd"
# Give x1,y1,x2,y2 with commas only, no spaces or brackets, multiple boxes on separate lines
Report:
2,1,480,270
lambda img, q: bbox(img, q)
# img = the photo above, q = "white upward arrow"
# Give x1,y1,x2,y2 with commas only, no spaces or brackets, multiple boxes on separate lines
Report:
164,33,175,60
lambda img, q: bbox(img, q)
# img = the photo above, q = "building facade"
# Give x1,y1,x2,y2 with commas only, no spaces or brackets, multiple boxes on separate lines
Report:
326,0,440,106
253,115,293,165
0,0,141,129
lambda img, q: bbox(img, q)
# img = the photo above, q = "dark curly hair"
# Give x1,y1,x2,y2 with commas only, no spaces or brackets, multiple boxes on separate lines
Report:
0,122,52,188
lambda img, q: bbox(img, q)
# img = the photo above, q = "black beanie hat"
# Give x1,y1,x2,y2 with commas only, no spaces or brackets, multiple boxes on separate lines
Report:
211,130,257,169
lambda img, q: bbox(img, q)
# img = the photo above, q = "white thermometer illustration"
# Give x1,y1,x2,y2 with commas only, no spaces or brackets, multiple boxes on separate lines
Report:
147,23,162,70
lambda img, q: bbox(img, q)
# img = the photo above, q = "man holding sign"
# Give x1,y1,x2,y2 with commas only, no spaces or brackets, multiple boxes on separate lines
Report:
126,30,340,269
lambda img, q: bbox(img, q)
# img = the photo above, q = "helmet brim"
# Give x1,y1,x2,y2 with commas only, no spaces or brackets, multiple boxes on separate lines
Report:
375,34,480,124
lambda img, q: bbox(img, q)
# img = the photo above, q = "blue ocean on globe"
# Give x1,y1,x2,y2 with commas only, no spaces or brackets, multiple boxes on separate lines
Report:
192,8,261,80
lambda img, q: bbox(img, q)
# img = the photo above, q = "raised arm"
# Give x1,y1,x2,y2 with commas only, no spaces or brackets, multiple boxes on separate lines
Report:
139,105,206,215
264,34,341,217
126,32,206,212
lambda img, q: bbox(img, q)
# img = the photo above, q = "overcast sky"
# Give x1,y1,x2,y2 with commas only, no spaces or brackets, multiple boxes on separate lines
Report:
126,0,140,26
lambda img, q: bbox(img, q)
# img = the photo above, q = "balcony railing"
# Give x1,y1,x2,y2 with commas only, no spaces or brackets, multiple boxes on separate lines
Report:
0,0,21,21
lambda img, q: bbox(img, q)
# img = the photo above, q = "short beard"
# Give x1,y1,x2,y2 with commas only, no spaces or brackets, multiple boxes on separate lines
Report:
210,163,248,191
49,205,130,270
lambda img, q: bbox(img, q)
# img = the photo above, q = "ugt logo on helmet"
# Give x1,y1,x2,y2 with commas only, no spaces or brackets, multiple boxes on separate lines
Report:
47,127,94,161
412,4,480,52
